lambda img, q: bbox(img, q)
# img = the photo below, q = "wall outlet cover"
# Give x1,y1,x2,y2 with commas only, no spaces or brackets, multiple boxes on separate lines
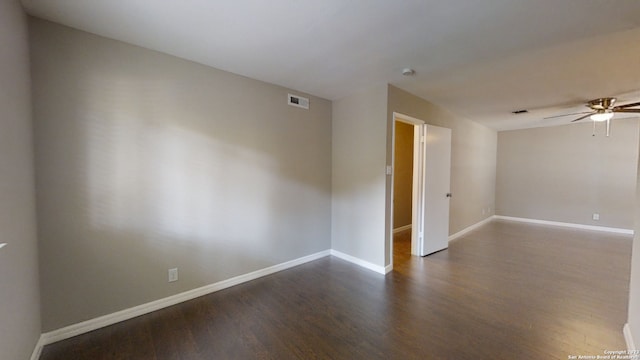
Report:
168,268,178,282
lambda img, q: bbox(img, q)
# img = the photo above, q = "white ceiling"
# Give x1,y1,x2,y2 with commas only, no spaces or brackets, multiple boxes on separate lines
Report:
21,0,640,131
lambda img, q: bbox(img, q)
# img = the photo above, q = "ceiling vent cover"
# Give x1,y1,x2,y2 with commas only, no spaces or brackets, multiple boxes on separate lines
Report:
288,93,309,109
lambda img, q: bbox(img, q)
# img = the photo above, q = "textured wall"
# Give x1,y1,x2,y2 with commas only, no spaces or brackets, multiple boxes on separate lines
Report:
30,19,332,331
496,119,639,229
332,85,388,268
0,1,42,359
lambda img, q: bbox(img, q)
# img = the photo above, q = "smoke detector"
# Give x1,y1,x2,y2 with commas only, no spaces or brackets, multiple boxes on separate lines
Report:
402,68,415,76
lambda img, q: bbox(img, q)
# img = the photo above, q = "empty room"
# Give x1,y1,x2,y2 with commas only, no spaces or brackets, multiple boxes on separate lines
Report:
3,1,640,359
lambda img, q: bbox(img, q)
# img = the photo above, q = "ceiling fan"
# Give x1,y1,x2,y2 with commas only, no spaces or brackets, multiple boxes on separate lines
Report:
545,97,640,136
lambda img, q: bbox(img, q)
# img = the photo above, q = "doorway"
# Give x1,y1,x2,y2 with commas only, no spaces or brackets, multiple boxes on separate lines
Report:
392,113,452,263
392,120,415,264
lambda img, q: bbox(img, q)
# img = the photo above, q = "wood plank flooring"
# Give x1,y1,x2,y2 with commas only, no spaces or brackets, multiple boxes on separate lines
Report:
40,220,632,359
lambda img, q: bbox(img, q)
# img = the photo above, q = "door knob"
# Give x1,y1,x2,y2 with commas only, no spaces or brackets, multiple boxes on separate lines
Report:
446,193,452,198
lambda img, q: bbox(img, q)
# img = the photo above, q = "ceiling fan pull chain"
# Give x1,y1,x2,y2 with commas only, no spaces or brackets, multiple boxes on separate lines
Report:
606,118,611,137
593,120,596,137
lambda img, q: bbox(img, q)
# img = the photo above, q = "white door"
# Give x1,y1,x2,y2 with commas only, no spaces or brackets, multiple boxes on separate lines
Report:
417,124,452,256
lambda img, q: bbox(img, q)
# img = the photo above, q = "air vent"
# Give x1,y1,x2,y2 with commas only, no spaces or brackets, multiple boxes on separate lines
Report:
512,109,528,114
288,93,309,109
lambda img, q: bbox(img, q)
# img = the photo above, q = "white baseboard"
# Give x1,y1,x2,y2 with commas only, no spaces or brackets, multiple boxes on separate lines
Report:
30,335,45,360
493,215,634,235
393,224,412,234
448,216,494,241
38,250,331,349
625,323,636,351
384,264,393,274
329,249,387,275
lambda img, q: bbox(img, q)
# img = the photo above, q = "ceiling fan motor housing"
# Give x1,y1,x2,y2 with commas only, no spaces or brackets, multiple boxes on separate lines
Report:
588,97,616,110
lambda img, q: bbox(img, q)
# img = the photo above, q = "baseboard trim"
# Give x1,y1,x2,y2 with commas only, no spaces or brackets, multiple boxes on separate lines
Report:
384,264,393,274
30,335,45,360
625,323,636,351
393,224,412,234
448,216,494,241
493,215,634,235
329,250,387,275
38,250,331,349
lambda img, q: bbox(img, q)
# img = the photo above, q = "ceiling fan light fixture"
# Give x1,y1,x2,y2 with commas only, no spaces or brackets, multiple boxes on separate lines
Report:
590,110,614,122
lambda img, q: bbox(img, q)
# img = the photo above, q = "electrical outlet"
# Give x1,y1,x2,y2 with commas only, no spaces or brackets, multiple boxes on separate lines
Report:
593,213,600,221
168,268,178,282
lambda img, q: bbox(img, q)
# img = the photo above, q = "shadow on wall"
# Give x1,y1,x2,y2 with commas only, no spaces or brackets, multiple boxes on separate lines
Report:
85,103,280,249
72,77,328,272
32,18,332,330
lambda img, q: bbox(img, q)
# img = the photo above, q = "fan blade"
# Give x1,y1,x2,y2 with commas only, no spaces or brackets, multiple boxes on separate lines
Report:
613,109,640,113
614,101,640,109
543,111,592,120
571,113,593,122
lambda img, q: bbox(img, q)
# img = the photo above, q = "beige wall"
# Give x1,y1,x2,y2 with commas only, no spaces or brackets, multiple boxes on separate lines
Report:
393,121,414,228
332,85,389,268
386,85,497,263
333,85,497,269
0,1,42,359
30,19,332,331
496,119,639,229
627,124,640,348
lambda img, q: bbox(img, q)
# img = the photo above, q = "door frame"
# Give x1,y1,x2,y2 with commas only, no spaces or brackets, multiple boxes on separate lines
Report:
391,112,426,258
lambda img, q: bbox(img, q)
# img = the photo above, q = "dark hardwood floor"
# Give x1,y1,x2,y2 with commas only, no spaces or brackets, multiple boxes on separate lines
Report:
40,220,632,359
